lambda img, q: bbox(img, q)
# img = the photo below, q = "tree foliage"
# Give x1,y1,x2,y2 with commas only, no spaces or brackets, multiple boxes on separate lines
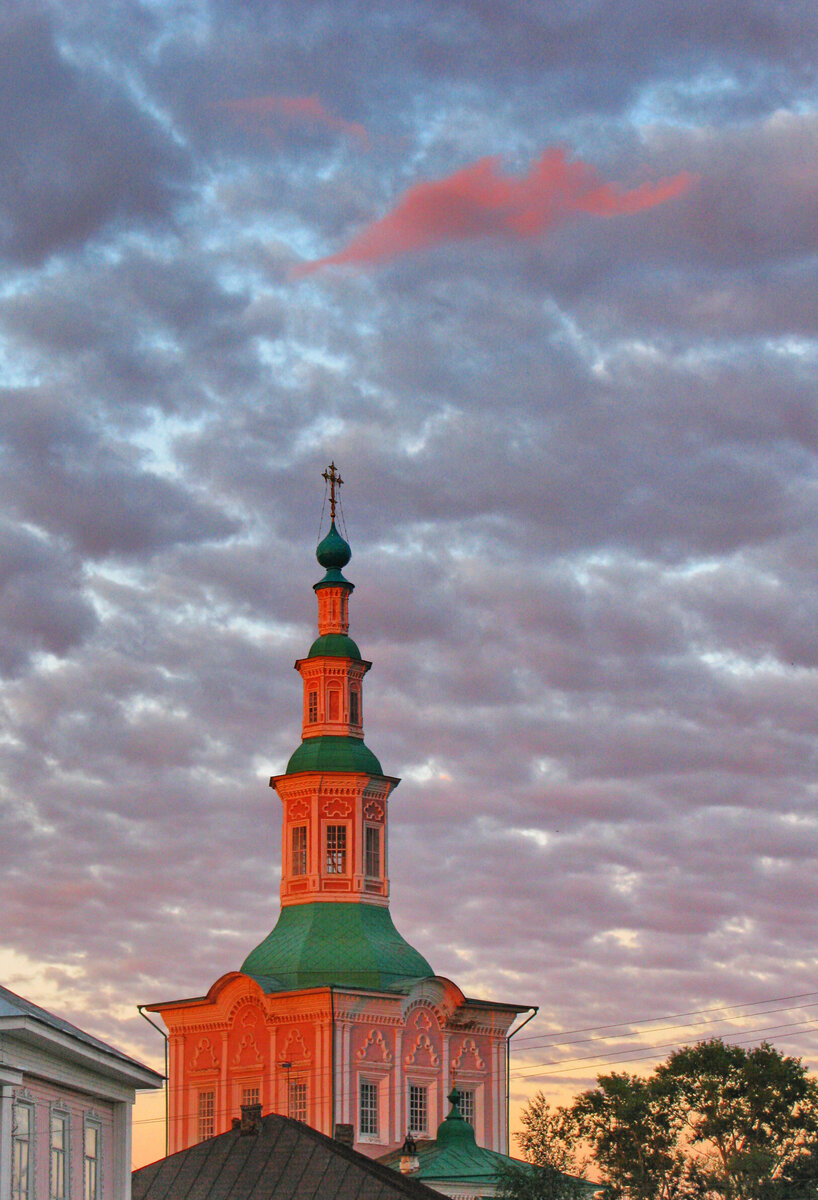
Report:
516,1039,818,1200
494,1158,589,1200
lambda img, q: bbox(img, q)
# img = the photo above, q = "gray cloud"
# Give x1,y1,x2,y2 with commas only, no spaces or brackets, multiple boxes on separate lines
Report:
2,0,818,1163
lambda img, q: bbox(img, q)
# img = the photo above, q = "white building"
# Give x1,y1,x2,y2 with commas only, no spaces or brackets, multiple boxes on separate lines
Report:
0,985,162,1200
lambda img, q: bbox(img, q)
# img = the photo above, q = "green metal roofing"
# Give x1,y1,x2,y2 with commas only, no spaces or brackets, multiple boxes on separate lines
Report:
307,633,362,660
316,521,351,570
285,735,383,776
381,1090,590,1196
314,522,354,590
241,901,433,992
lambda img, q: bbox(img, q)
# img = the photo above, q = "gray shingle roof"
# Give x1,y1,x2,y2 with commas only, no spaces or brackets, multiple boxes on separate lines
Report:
132,1112,442,1200
0,984,159,1076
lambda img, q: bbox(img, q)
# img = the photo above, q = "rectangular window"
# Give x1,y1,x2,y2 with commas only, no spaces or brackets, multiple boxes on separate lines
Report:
84,1122,100,1200
328,688,340,721
241,1086,259,1108
364,826,380,878
289,1080,307,1122
198,1090,215,1142
291,825,307,875
308,691,318,723
326,825,347,874
458,1089,475,1127
359,1080,378,1137
349,690,359,725
408,1084,427,1135
51,1112,69,1200
12,1102,32,1200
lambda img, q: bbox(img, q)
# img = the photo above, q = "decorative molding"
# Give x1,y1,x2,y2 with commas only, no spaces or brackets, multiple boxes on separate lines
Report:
231,1033,263,1068
280,1028,312,1062
452,1037,486,1071
321,797,352,817
191,1037,219,1071
288,799,310,821
356,1029,393,1064
363,801,384,821
404,1033,440,1067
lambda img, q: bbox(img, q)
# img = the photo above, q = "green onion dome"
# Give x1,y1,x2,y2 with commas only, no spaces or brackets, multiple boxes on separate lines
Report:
316,521,351,570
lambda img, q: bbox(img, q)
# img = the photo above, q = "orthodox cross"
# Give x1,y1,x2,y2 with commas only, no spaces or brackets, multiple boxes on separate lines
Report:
322,461,343,521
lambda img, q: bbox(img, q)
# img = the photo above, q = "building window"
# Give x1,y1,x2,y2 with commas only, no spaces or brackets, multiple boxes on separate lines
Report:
359,1080,378,1137
328,687,340,721
12,1102,33,1200
241,1086,259,1108
458,1089,475,1127
291,825,307,875
198,1091,215,1142
349,689,359,725
408,1084,427,1135
308,691,318,723
326,825,347,874
83,1121,100,1200
364,825,380,878
289,1080,307,1122
51,1111,69,1200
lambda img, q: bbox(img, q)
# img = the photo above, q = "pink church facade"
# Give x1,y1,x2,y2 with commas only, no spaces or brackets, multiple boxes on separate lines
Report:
149,468,531,1158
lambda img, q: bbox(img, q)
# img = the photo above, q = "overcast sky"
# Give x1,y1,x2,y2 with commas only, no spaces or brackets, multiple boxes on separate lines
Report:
2,0,817,1167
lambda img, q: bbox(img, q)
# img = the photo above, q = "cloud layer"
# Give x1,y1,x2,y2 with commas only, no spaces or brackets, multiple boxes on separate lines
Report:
1,0,817,1170
298,150,694,272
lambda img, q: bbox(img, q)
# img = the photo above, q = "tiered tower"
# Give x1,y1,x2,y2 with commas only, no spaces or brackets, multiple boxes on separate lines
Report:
149,465,530,1158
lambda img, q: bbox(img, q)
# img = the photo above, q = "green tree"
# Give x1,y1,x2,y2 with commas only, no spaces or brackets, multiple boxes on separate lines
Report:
516,1092,582,1176
495,1158,589,1200
657,1039,818,1200
569,1071,687,1200
516,1038,818,1200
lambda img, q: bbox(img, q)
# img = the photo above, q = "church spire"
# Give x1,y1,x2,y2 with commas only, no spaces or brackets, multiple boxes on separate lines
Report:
239,463,433,991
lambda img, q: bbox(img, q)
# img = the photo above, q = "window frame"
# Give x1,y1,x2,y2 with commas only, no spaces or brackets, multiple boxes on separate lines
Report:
349,687,360,726
359,1078,379,1138
307,690,318,723
364,824,381,878
325,824,348,874
50,1108,70,1200
458,1088,475,1127
407,1083,428,1135
83,1117,102,1200
12,1100,34,1200
288,1079,307,1122
291,824,308,876
197,1090,215,1143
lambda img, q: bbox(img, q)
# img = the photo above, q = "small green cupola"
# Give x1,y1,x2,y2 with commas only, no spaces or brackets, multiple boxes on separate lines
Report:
314,463,354,590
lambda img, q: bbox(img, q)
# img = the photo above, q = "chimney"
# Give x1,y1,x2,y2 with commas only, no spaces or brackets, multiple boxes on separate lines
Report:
334,1123,354,1147
240,1103,262,1135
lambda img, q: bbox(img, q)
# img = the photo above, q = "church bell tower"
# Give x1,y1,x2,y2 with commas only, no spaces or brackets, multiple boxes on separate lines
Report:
148,464,530,1158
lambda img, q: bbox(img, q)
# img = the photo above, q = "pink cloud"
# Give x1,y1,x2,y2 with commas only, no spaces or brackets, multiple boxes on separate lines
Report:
221,93,369,145
295,148,695,274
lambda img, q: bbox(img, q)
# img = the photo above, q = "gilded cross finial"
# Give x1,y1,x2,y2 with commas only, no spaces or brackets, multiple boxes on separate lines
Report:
322,461,343,521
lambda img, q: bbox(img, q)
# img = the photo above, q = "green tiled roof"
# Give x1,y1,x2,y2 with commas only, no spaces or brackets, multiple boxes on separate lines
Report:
241,901,433,992
285,735,383,775
307,633,362,660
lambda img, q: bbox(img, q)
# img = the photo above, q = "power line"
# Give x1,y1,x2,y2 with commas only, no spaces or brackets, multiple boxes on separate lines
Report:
510,1000,818,1058
512,991,818,1048
512,1020,818,1080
